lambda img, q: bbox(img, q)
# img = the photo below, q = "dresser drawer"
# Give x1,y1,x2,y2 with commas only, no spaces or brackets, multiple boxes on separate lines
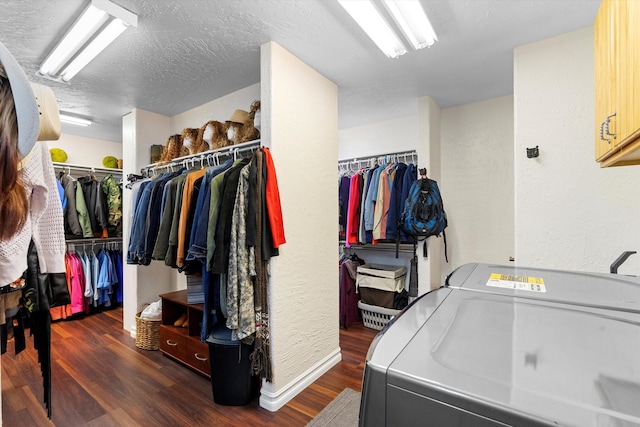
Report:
186,338,211,377
159,326,187,361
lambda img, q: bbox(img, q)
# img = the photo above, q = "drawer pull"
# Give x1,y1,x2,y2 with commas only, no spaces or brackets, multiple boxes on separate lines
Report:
194,353,208,362
166,340,178,347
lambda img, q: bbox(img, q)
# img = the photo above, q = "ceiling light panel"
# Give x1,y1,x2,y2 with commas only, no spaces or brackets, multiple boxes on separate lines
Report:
382,0,437,49
59,113,93,126
338,0,407,59
38,0,137,82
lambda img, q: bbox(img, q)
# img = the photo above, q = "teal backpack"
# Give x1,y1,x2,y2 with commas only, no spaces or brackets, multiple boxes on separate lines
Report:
398,173,448,262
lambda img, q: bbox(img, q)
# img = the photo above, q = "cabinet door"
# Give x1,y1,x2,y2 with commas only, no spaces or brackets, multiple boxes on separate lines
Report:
596,0,640,166
616,0,630,147
594,0,616,160
619,0,640,147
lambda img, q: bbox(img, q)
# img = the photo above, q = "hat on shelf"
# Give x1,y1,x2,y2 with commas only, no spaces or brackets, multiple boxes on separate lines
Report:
227,109,250,125
49,147,68,162
103,156,118,168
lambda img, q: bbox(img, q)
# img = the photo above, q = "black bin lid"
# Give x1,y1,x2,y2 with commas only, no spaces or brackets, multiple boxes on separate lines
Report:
206,323,241,346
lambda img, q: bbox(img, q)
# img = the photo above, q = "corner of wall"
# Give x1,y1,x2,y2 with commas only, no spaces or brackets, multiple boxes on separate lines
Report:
259,41,340,408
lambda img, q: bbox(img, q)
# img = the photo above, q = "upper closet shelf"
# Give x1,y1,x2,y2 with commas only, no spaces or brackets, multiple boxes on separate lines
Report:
53,162,122,177
140,139,261,177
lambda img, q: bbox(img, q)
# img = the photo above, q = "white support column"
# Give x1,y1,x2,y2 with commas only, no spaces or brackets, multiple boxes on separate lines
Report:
122,109,175,335
417,96,442,294
258,41,340,411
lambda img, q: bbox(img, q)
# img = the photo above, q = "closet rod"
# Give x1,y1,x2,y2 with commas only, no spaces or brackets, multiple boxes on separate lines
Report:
341,242,415,254
337,150,417,167
141,139,261,177
65,237,122,244
53,162,123,176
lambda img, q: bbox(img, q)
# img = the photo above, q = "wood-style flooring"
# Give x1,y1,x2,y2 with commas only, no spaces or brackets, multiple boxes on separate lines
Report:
1,307,378,426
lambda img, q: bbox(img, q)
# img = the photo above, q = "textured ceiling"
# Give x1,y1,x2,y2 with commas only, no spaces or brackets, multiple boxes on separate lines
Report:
1,0,600,143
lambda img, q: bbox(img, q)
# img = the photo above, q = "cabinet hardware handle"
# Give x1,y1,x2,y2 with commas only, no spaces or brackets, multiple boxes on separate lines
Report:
600,121,607,142
166,340,178,347
605,112,617,140
194,353,208,362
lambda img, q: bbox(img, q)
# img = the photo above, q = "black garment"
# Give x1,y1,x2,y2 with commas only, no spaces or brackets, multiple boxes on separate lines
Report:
245,157,258,248
20,240,69,418
143,171,181,263
78,176,109,234
211,158,250,274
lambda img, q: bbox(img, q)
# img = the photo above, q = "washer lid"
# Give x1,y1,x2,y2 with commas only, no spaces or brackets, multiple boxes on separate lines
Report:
446,263,640,312
386,290,640,426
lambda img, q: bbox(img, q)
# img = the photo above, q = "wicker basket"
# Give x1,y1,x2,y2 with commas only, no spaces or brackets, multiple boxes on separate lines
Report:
358,301,401,331
135,311,161,351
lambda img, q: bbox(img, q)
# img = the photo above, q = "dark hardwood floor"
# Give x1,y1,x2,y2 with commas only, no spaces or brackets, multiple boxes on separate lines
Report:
1,308,378,426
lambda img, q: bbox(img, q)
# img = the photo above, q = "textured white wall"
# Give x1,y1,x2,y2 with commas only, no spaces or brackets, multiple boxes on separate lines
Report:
261,42,339,407
171,84,260,136
168,84,262,292
52,133,122,168
122,109,174,333
338,114,418,160
440,96,515,275
515,27,640,275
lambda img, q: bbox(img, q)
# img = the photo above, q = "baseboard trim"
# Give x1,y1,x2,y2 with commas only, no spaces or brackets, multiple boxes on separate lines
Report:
259,347,342,412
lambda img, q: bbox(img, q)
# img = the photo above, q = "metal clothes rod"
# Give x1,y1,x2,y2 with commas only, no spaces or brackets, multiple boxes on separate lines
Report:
65,237,122,244
53,162,122,176
338,150,417,173
341,242,415,254
141,139,261,177
338,150,417,165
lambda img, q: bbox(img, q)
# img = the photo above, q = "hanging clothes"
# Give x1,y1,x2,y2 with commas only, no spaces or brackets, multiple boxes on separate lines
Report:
77,175,109,237
58,173,83,238
339,254,364,328
338,158,417,245
102,173,123,237
126,145,285,383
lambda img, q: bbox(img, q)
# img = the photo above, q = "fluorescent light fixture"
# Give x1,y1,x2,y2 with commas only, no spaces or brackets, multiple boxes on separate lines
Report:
59,113,92,127
38,0,137,82
382,0,438,49
338,0,407,59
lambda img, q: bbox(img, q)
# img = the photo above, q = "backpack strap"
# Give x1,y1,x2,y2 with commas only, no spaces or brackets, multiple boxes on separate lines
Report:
395,220,400,259
422,233,448,262
443,230,448,263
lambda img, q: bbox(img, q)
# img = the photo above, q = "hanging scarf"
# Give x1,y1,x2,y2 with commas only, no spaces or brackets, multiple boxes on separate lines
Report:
250,149,272,381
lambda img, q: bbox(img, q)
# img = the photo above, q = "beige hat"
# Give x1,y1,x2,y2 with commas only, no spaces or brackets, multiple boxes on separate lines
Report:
31,83,61,142
227,109,250,125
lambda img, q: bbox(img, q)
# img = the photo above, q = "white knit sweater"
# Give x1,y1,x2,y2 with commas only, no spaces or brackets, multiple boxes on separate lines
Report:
0,141,66,285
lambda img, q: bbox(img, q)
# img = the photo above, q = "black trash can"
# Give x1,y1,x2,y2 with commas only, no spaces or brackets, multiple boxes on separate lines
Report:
206,323,260,406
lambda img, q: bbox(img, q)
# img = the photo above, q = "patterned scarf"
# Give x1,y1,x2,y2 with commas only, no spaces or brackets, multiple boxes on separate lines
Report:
250,149,272,381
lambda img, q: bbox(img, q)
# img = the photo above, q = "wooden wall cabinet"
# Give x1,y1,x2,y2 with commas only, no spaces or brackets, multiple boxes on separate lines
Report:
595,0,640,167
159,290,211,378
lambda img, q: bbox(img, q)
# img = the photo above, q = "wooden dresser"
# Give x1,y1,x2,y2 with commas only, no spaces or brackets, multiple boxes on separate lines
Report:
159,290,210,378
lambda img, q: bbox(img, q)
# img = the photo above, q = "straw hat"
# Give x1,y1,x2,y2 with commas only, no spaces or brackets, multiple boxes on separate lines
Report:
227,109,250,125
